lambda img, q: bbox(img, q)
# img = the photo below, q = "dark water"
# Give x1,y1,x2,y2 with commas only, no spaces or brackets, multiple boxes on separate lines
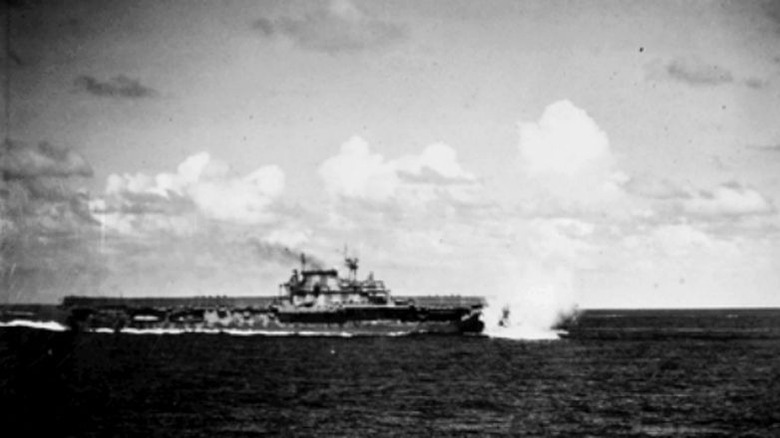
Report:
1,309,779,437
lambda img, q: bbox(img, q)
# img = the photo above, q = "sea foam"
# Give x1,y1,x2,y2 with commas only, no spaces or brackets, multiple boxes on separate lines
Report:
0,320,68,332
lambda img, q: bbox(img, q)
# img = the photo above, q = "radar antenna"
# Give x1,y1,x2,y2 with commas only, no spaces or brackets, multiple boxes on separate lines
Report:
345,257,359,281
343,244,359,282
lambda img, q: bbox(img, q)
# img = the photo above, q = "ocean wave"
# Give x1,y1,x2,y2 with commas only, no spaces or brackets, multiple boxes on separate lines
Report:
0,320,429,338
0,320,67,332
485,326,567,340
90,327,415,337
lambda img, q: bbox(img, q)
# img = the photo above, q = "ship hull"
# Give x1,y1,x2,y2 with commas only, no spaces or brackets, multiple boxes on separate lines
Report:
65,305,485,336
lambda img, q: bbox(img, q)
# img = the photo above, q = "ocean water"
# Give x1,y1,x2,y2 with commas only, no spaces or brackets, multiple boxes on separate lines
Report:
1,309,779,437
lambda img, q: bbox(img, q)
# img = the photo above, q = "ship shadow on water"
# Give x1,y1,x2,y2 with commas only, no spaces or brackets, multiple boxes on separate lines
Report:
1,308,780,437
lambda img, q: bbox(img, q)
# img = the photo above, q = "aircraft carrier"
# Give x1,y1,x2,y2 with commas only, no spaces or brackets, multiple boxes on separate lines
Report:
58,256,485,336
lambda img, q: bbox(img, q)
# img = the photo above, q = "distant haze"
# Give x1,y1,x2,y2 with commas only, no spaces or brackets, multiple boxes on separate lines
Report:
1,0,779,308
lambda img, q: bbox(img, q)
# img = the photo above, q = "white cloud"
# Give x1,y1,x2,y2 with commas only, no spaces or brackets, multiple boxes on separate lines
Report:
620,222,741,260
96,210,199,237
265,227,312,248
318,136,399,201
625,177,691,200
683,183,773,217
528,218,597,262
254,0,405,54
188,165,284,224
517,100,627,207
80,152,310,299
318,136,477,203
395,142,476,181
103,152,285,225
519,100,612,176
652,224,717,257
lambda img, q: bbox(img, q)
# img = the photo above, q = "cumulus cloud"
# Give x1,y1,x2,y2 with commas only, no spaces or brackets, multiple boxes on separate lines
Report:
311,136,490,298
1,140,92,178
519,100,612,175
189,167,285,223
74,75,157,99
396,143,476,183
318,136,477,203
682,182,774,218
318,137,398,201
68,152,310,300
623,176,776,234
253,0,405,54
100,152,285,227
517,100,628,208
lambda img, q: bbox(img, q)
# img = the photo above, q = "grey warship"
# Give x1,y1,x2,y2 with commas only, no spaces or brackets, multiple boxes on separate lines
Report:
62,256,485,336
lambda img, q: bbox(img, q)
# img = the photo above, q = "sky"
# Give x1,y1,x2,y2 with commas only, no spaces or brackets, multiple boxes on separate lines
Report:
1,0,779,308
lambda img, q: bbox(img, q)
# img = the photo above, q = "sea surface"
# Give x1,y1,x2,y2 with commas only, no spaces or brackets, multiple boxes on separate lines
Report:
1,308,779,437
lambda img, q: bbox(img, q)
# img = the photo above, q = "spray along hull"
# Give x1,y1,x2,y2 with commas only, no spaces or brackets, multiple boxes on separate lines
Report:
65,304,485,336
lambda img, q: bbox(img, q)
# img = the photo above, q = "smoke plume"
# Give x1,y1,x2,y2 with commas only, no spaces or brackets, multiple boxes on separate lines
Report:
248,239,326,270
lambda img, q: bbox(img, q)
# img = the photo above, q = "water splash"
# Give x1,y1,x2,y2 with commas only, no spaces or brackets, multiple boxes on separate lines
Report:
483,264,578,340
